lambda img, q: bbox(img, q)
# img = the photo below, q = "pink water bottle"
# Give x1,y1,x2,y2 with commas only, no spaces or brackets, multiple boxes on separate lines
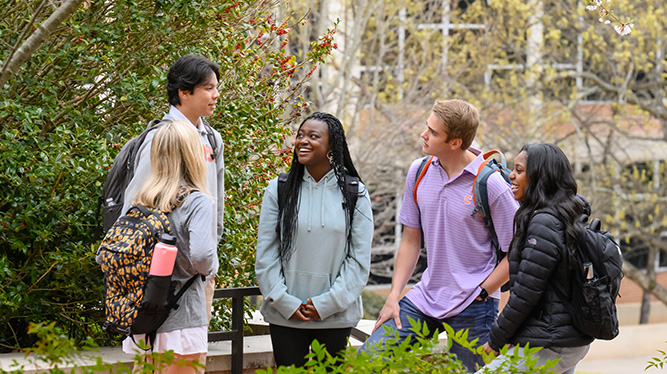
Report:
149,233,178,276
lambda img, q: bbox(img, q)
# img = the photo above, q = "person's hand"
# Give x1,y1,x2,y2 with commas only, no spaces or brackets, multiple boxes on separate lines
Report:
300,299,320,321
289,307,311,321
481,342,497,356
373,298,401,333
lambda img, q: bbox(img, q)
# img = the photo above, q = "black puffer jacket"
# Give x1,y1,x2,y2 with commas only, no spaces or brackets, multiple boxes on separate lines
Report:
487,211,594,351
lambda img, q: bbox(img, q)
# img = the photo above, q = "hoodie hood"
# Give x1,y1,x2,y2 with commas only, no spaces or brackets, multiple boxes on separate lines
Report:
302,168,338,232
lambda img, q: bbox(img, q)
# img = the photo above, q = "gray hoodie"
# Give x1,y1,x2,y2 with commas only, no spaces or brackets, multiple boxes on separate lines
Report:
255,169,373,329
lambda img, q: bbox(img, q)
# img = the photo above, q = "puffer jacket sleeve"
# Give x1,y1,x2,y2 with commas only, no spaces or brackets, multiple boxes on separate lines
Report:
488,212,563,351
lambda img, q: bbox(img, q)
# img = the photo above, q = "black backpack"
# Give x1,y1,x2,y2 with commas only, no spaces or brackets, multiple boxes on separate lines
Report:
549,212,623,340
96,187,202,346
98,119,219,233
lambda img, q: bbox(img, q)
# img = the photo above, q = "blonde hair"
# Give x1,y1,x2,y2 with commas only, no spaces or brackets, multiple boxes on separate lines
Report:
133,120,208,212
431,99,480,150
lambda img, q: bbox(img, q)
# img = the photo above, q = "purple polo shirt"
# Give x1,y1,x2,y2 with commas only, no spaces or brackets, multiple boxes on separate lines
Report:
399,148,519,319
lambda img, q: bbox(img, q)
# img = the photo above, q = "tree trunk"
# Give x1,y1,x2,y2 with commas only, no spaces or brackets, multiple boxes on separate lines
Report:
623,261,667,305
639,244,658,324
0,0,86,87
639,291,651,324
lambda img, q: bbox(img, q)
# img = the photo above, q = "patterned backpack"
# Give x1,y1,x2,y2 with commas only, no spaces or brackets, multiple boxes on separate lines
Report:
96,187,200,344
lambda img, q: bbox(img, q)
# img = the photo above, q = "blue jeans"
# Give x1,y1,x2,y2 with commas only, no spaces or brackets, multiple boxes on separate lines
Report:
359,297,499,373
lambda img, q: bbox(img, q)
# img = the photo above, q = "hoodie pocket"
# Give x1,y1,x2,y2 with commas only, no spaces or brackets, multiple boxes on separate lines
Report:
284,270,330,301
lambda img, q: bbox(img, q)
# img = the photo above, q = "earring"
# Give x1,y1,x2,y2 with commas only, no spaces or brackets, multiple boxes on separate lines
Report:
327,151,334,164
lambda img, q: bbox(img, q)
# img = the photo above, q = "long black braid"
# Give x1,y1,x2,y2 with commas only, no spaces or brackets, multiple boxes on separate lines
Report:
277,112,362,266
511,143,585,272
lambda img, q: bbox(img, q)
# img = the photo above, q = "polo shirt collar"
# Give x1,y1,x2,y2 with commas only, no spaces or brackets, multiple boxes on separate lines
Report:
431,146,484,177
463,147,484,176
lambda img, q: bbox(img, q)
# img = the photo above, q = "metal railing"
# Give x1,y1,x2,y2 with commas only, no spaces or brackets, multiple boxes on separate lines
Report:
207,286,369,374
207,286,262,374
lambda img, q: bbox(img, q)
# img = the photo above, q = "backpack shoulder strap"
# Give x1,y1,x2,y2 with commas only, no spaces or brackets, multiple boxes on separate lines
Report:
343,174,360,224
277,172,289,212
170,274,205,305
172,185,196,210
133,205,172,237
149,118,164,129
471,150,510,225
470,151,513,282
482,150,508,169
203,122,219,162
413,156,434,205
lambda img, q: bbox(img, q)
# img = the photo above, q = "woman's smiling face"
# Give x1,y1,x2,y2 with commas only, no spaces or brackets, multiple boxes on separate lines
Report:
295,119,331,168
509,150,529,202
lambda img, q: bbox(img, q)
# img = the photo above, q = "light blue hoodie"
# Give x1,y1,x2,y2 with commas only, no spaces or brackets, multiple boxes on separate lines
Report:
255,169,373,329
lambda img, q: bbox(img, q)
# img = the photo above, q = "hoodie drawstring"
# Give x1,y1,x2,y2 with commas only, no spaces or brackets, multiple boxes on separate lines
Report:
307,179,313,232
305,172,334,231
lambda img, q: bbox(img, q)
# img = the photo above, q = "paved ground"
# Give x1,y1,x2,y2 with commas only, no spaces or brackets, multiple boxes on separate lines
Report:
576,356,666,374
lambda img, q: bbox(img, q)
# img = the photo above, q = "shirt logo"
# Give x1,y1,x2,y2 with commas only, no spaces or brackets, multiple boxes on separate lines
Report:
203,144,214,162
463,195,472,205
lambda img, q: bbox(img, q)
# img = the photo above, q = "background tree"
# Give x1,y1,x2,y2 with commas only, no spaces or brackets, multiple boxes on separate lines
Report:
285,0,667,312
0,0,335,351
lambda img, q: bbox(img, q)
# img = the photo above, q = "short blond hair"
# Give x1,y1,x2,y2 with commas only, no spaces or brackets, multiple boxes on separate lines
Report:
431,99,480,150
133,121,208,212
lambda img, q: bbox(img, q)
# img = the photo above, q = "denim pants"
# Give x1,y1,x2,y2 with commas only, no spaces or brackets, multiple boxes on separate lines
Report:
476,344,590,374
359,296,499,373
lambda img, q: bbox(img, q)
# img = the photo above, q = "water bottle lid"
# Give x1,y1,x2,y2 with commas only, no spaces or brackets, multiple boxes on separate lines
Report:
160,233,176,245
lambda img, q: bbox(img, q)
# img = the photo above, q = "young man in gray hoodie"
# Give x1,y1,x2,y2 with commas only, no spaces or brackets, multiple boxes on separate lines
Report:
121,55,224,369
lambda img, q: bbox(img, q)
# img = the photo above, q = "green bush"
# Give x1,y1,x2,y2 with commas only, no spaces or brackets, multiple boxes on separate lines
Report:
0,0,335,351
256,318,557,373
2,322,196,373
1,321,557,374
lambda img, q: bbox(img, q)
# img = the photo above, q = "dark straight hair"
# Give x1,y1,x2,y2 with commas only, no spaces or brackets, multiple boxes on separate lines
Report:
277,112,361,265
166,55,220,106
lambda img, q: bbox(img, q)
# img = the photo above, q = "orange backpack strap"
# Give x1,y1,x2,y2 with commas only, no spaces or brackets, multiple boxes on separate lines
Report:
413,156,434,205
482,150,507,166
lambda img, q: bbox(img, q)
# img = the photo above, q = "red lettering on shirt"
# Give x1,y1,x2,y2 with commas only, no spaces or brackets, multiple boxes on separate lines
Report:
464,195,472,205
203,144,214,162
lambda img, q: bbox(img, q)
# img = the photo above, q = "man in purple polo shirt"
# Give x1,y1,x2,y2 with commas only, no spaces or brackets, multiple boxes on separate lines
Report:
360,99,519,372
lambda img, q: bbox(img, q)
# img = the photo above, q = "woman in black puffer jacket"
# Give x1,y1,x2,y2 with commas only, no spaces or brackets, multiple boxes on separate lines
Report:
478,143,594,374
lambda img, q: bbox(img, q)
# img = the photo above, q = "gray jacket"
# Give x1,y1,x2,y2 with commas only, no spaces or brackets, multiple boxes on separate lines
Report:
160,191,219,332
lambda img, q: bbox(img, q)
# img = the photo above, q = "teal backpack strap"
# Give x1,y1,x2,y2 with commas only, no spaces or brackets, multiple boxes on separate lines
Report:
470,150,512,291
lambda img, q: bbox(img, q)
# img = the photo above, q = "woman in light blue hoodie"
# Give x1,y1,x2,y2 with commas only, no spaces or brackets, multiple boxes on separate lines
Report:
255,112,374,368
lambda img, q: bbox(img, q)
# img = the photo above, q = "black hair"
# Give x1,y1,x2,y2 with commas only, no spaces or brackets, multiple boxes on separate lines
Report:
166,55,220,106
512,143,584,270
277,112,362,265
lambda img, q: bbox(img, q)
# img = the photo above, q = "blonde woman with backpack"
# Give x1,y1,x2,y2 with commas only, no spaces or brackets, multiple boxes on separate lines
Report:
122,120,218,373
